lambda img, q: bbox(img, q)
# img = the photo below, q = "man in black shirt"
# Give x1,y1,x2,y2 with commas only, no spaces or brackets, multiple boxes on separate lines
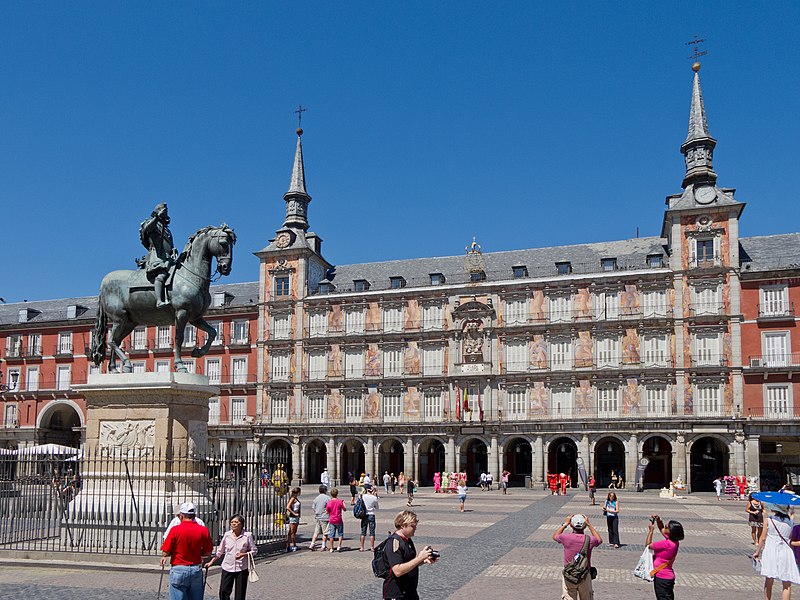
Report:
383,510,437,600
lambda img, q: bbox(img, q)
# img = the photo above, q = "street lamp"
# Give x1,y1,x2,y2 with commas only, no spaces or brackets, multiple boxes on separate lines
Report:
0,370,20,392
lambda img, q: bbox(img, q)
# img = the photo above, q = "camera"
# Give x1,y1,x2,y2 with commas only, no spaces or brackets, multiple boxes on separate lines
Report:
430,550,441,560
650,517,657,524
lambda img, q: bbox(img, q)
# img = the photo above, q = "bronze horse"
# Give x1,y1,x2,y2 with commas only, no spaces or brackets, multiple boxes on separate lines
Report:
90,224,236,373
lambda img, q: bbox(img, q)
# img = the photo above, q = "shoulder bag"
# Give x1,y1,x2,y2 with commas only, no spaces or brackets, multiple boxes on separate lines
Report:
247,551,259,583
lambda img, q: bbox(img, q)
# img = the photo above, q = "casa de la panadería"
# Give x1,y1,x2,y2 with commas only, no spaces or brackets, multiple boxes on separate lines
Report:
2,62,799,494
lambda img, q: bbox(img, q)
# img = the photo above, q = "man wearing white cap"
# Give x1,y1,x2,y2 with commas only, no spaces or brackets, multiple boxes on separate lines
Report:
161,502,213,600
553,513,602,600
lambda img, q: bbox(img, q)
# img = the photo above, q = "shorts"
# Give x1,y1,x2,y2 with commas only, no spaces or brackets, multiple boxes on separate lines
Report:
313,519,330,537
501,482,508,489
360,515,376,537
458,494,466,502
288,516,300,525
329,522,344,538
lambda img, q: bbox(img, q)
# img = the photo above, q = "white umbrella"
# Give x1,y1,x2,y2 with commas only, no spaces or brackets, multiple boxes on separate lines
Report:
15,443,81,456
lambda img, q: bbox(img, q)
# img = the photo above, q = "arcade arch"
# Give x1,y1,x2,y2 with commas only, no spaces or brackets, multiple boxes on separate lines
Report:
690,436,729,492
547,437,578,488
503,437,532,486
417,438,445,485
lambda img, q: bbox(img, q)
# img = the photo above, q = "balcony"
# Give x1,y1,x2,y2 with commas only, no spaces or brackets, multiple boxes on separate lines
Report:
690,355,729,369
54,345,73,358
757,303,795,323
746,354,800,371
501,356,673,374
689,255,723,270
688,303,725,322
747,405,800,420
228,336,251,348
4,344,24,361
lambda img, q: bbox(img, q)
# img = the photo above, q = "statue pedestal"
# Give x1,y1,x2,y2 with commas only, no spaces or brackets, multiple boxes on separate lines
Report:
67,373,219,552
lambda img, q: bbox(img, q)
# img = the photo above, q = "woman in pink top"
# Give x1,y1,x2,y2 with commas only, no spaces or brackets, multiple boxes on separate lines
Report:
205,514,256,600
325,487,346,552
645,513,684,600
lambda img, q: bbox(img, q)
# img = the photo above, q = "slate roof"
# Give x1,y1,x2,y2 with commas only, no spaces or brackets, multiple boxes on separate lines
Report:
0,281,259,328
739,233,800,272
325,236,670,293
2,233,797,324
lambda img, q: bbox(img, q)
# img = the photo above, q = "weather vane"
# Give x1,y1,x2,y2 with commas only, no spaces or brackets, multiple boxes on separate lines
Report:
294,104,307,129
686,34,708,63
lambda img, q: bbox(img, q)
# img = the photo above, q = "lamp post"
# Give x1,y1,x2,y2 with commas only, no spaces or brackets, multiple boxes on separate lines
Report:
0,370,20,392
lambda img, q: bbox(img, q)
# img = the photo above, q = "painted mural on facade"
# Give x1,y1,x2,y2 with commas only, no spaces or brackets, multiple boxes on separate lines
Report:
366,302,381,332
622,329,640,364
530,382,548,415
575,380,592,414
621,284,640,316
365,344,381,377
531,290,546,322
405,299,420,330
622,377,640,415
328,345,343,378
365,388,380,419
530,335,548,369
404,343,420,375
575,331,593,368
329,304,342,332
575,288,592,319
328,389,342,420
404,387,420,418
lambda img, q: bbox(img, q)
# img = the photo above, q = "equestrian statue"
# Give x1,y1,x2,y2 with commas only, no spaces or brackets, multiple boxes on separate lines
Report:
90,202,236,374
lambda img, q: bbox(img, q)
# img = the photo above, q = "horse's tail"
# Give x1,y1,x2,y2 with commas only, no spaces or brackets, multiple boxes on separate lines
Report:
90,303,108,367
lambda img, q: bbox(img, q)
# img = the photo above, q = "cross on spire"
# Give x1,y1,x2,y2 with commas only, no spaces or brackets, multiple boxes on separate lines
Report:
686,34,708,62
294,104,307,129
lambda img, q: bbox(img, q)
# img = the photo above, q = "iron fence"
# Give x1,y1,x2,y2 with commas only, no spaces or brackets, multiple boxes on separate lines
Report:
0,447,288,556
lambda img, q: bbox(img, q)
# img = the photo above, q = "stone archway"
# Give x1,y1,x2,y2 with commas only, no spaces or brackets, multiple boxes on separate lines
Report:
460,438,488,483
504,438,532,486
37,401,82,447
594,437,626,488
641,435,672,489
548,437,578,487
417,438,446,485
303,439,326,486
377,439,405,484
340,439,366,483
690,436,729,492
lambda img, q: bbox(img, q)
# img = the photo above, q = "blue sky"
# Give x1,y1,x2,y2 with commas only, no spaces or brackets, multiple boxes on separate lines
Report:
1,2,798,302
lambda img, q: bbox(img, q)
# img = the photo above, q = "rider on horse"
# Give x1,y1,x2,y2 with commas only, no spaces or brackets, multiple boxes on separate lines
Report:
139,202,177,308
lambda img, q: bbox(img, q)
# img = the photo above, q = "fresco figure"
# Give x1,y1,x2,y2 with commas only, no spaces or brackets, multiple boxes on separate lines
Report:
531,335,548,369
575,331,593,368
530,382,548,415
622,329,640,364
365,344,381,376
404,343,420,375
531,290,546,322
621,284,640,316
622,378,640,415
574,288,592,319
575,380,592,414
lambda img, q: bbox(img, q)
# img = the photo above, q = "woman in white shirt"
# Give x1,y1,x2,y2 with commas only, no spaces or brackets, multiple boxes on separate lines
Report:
205,514,257,600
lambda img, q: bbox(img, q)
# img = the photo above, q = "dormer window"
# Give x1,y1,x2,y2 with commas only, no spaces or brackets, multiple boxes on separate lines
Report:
470,271,486,282
390,276,406,289
318,282,334,294
647,254,663,268
556,261,572,275
512,265,528,278
213,291,233,307
354,279,370,292
601,258,617,272
18,308,40,323
66,304,86,319
429,273,445,286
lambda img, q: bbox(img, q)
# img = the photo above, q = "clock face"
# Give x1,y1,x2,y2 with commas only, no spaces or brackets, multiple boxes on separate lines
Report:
695,186,717,205
275,232,292,248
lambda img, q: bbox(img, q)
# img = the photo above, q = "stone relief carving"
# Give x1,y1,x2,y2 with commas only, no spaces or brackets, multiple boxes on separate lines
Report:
187,420,208,458
99,419,155,456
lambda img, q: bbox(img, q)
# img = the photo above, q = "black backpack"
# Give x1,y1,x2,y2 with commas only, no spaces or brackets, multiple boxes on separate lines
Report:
372,534,400,578
353,494,366,520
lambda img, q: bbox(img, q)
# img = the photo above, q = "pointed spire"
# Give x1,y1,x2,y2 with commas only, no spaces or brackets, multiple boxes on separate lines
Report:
287,130,308,196
283,127,312,231
680,62,717,188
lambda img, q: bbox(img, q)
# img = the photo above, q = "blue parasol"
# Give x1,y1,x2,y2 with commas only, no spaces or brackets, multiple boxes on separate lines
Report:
751,490,800,507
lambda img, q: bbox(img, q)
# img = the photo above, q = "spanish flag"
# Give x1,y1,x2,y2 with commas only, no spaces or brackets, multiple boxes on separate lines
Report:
463,387,470,414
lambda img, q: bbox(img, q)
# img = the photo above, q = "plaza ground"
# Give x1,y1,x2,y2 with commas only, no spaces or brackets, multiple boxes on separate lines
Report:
0,486,765,599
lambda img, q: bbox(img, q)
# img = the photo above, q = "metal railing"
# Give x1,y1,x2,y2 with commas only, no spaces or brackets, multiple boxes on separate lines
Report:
501,356,673,373
758,303,795,320
746,354,800,369
0,447,287,555
689,255,723,269
257,403,736,424
747,406,800,419
688,303,725,317
691,355,729,368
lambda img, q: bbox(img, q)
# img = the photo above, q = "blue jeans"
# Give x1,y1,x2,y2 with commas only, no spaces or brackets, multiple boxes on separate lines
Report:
169,565,204,600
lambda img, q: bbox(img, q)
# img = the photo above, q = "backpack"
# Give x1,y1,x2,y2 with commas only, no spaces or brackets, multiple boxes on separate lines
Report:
372,534,401,578
562,535,591,584
353,494,366,520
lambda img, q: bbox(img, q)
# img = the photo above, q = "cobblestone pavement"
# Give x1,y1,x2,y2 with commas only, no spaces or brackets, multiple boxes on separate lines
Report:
0,488,767,599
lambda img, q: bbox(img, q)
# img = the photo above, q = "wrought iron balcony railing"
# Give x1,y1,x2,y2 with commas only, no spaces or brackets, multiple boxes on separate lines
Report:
757,303,795,320
746,354,800,369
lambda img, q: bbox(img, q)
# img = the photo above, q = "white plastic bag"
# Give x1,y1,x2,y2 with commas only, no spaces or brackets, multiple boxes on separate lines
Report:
633,547,655,581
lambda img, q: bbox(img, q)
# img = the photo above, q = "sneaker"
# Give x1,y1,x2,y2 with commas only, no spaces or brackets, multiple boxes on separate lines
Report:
329,548,335,553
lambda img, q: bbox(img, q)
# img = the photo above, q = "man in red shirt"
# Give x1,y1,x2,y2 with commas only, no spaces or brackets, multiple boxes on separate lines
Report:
161,502,213,600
